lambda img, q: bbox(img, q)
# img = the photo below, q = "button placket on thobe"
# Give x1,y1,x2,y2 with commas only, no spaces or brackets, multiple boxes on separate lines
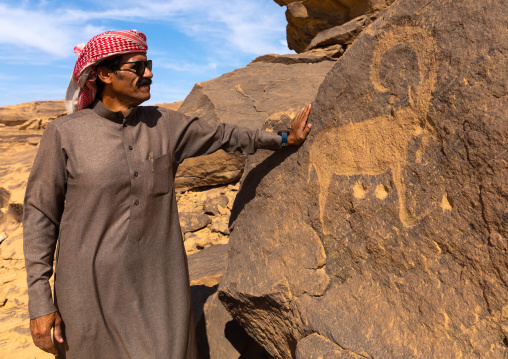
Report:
121,114,145,242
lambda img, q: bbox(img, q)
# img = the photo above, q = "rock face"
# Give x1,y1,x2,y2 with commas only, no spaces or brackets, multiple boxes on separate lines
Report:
274,0,394,53
220,0,508,358
0,101,66,127
177,184,238,254
295,333,364,359
175,150,246,190
176,54,335,189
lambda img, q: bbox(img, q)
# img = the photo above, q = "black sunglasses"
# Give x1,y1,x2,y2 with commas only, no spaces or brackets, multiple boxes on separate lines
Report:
115,60,152,76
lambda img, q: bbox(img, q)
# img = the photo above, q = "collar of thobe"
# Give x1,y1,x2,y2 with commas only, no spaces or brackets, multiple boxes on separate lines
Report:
92,100,138,124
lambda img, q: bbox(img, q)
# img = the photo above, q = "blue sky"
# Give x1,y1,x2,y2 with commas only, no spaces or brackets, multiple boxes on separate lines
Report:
0,0,291,107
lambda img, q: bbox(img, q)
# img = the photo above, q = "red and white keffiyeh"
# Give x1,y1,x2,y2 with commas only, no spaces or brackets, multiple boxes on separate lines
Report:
65,30,148,114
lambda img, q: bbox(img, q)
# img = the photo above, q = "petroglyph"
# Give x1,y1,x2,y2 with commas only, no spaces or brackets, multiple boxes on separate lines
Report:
309,26,437,231
440,194,453,212
375,184,389,200
353,181,367,199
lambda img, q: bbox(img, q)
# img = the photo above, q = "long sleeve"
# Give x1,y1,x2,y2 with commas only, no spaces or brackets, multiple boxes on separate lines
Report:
23,123,67,319
173,115,282,163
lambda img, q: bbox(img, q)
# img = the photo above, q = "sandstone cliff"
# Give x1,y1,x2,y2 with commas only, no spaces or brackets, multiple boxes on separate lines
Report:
218,0,508,358
274,0,394,53
176,53,335,189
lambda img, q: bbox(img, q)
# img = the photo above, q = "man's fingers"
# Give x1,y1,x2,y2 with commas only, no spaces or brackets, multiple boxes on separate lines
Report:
299,124,312,142
42,334,58,355
294,104,311,130
34,332,58,355
287,104,312,146
303,123,312,136
30,312,62,355
54,313,64,343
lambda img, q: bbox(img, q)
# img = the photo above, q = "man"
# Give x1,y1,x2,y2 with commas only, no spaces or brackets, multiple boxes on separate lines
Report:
23,30,311,358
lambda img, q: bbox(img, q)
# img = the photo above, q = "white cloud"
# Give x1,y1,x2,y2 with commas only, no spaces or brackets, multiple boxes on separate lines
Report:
0,0,290,105
157,61,218,73
0,1,288,58
0,4,106,58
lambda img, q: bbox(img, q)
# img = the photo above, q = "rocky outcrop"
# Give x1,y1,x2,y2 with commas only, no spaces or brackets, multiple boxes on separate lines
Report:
220,0,508,358
0,100,66,127
157,101,183,112
176,53,335,189
175,150,246,190
274,0,394,53
177,184,239,254
295,333,364,359
305,14,370,52
188,245,271,359
0,101,181,128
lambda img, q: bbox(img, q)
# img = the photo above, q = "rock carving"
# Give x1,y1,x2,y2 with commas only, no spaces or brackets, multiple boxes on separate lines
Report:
309,26,437,231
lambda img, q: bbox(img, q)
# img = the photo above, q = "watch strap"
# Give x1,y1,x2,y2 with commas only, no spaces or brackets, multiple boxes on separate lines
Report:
277,131,289,147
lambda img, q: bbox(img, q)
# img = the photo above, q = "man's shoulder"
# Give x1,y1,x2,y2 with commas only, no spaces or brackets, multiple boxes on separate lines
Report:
48,109,95,129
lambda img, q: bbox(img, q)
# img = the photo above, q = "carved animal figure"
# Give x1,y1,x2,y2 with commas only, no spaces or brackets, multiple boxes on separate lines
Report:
308,26,437,232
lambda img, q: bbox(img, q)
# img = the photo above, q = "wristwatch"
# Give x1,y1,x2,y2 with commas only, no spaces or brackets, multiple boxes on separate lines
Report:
277,131,290,147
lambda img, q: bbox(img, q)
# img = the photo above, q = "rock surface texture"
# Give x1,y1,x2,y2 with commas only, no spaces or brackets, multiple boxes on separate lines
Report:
176,54,335,189
274,0,394,53
220,0,508,358
0,101,66,127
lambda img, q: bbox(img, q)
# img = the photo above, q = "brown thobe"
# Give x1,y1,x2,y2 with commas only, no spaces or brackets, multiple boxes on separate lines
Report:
23,101,282,358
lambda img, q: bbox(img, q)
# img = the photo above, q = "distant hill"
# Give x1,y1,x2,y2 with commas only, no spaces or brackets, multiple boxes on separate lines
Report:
0,100,182,127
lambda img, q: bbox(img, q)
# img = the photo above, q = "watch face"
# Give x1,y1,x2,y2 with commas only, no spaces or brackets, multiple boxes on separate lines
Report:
280,131,288,146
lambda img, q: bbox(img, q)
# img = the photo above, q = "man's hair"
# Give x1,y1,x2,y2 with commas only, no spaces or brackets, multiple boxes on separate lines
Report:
95,55,124,96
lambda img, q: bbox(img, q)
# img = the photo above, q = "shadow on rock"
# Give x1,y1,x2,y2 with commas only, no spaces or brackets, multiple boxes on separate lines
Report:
230,147,298,226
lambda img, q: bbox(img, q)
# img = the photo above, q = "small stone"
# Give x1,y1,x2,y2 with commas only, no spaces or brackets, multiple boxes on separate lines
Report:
210,217,230,235
0,232,7,245
179,212,211,233
27,137,40,146
0,188,10,208
7,203,23,223
194,229,220,250
184,232,197,242
217,204,228,216
225,192,237,210
184,236,197,253
203,195,229,216
227,182,240,191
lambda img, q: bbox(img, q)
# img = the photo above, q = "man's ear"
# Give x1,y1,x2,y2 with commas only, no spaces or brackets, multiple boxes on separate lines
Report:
97,66,114,84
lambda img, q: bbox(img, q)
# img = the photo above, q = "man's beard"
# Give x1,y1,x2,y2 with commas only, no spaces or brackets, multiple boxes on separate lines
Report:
137,78,152,88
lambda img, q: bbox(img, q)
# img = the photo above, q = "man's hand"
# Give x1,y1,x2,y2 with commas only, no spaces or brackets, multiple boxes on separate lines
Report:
30,311,64,355
287,104,312,146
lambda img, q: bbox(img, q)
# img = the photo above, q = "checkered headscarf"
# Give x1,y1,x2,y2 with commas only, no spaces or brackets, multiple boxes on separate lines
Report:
65,30,148,114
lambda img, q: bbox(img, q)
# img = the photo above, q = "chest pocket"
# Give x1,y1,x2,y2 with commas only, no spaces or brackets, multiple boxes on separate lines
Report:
151,154,171,196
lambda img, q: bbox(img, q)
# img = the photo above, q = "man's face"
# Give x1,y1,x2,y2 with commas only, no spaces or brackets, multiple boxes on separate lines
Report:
109,52,153,108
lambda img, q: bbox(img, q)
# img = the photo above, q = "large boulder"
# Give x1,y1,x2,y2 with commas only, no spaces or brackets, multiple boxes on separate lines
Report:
176,54,336,189
219,0,508,358
188,245,271,359
274,0,394,53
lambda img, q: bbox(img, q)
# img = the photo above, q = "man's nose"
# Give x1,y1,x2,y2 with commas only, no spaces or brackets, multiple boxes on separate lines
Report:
144,67,153,78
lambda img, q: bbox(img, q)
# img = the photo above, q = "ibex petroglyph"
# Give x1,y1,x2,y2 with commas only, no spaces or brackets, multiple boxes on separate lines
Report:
308,26,437,232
